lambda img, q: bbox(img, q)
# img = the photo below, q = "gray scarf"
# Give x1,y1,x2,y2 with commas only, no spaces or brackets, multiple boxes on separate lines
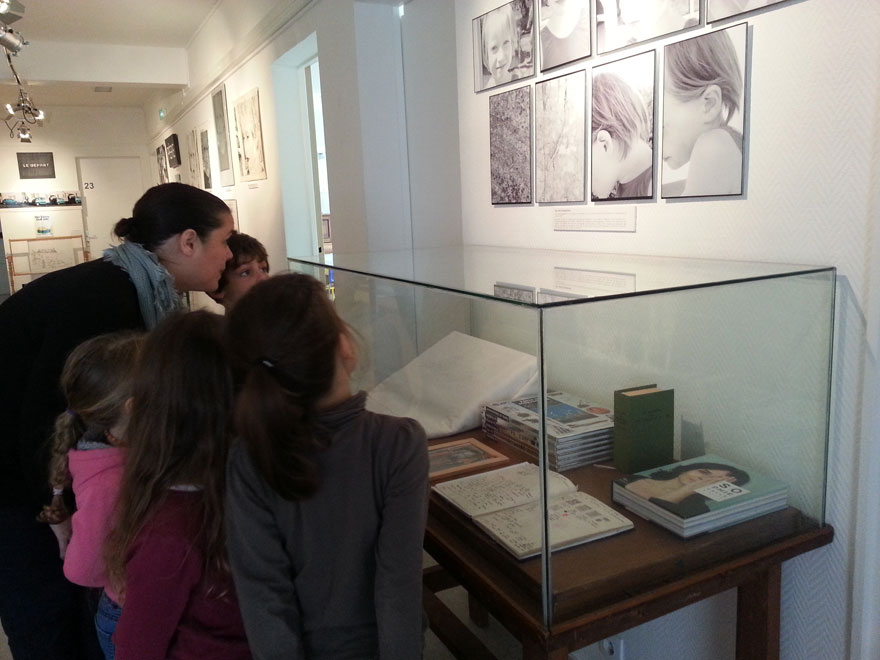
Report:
103,241,183,329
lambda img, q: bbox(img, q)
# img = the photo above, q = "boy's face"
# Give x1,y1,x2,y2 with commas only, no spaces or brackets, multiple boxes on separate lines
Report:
485,15,513,83
219,257,270,309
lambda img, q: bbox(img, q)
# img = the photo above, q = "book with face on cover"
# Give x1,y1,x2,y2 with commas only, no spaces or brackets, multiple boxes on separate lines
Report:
433,462,633,559
611,454,789,537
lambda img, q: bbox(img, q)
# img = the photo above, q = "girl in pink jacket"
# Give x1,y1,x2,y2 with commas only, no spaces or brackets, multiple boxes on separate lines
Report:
38,330,144,660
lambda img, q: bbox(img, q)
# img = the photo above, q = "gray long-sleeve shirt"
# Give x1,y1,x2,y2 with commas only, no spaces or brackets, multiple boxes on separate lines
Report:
225,391,428,659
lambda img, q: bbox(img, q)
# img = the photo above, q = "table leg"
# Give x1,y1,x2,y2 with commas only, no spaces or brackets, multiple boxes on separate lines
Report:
736,563,781,660
522,639,568,660
468,592,490,628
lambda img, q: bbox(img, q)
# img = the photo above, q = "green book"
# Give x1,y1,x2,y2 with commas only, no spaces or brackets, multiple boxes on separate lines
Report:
613,385,674,473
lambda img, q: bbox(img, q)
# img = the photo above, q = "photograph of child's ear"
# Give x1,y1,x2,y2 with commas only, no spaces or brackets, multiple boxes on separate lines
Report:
661,23,747,199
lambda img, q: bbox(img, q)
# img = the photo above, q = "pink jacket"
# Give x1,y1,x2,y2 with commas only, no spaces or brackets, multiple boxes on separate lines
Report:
63,446,124,602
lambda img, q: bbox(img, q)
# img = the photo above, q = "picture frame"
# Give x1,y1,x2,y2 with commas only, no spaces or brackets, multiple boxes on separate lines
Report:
494,281,537,303
661,23,747,199
198,125,213,190
708,0,788,23
224,199,239,229
597,0,699,55
186,128,202,189
490,84,532,204
211,84,235,187
591,50,655,201
164,134,181,168
535,70,586,203
473,0,535,93
428,437,509,481
156,144,168,184
17,152,55,179
538,0,590,71
233,88,267,181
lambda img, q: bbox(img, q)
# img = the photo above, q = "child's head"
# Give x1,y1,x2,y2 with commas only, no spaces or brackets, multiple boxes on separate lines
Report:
482,4,517,84
226,273,354,501
591,72,650,198
105,310,233,592
40,331,143,525
208,232,270,310
663,29,742,168
48,332,144,481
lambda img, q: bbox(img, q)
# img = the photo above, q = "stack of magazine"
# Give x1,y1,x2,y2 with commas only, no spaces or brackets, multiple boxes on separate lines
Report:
481,391,614,471
611,454,789,538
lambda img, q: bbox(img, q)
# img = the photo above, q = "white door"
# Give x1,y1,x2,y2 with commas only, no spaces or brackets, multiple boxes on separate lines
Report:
76,157,145,257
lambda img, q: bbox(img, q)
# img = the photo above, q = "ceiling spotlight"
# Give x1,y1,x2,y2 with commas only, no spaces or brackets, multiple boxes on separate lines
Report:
0,0,25,23
18,126,30,142
0,24,24,53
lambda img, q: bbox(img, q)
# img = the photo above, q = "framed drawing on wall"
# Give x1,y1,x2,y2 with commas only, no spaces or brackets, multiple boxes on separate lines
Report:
186,128,202,189
591,51,655,201
233,88,267,181
490,84,532,204
156,144,168,183
224,199,239,229
473,0,535,93
661,23,747,199
211,84,235,187
535,70,585,203
199,125,213,189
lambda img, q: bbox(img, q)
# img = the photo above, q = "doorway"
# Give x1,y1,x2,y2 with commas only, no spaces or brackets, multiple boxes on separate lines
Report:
76,157,145,255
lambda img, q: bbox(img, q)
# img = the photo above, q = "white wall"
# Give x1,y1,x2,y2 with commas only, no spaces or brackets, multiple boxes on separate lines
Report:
455,1,880,659
0,105,150,275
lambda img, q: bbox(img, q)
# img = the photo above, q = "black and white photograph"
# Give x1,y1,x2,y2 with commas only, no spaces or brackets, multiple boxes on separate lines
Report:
233,88,267,182
708,0,787,22
538,0,591,71
199,126,213,189
473,0,535,93
597,0,699,54
156,144,168,184
536,70,585,203
211,83,235,187
490,85,532,204
661,23,747,198
591,51,654,201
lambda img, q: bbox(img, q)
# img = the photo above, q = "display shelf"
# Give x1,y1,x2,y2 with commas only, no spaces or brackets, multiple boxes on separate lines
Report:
288,246,836,638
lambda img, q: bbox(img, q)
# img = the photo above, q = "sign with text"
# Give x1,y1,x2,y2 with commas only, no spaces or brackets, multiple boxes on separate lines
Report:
17,152,56,179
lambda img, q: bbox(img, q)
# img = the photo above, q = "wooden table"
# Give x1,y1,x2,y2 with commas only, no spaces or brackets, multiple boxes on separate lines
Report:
423,439,834,660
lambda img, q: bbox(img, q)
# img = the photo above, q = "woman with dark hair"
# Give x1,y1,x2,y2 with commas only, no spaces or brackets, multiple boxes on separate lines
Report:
0,183,233,660
622,461,751,517
224,273,428,659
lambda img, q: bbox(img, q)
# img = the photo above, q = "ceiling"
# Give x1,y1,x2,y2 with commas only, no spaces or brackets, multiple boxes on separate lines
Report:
1,0,220,107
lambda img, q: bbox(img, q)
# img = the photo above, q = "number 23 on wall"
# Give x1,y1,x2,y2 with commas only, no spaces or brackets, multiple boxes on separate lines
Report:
83,182,95,189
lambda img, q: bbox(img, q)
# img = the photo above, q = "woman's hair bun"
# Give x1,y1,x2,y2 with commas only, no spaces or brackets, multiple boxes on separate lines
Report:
113,216,135,240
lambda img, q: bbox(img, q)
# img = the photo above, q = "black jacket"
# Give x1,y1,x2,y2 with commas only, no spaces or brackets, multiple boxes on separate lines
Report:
0,259,144,509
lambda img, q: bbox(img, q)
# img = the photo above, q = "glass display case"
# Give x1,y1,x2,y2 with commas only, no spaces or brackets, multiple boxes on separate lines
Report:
288,246,835,635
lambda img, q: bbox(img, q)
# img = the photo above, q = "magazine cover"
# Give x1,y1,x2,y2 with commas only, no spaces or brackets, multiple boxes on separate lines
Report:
612,454,788,520
484,391,613,439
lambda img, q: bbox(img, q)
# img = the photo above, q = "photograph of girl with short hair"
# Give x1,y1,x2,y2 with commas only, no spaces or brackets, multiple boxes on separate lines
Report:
538,0,591,71
598,0,699,54
536,70,586,203
661,23,747,198
591,51,655,201
473,0,536,92
490,85,532,204
708,0,788,23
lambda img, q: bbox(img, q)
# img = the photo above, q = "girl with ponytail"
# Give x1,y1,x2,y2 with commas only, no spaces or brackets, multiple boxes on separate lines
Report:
38,330,143,659
225,273,429,659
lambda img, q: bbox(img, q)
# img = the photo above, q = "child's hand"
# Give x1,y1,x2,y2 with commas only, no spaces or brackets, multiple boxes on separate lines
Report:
50,519,73,560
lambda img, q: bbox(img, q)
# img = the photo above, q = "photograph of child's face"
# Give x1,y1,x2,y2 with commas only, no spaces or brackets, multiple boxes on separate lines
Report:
485,11,515,84
661,80,705,169
473,1,535,92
